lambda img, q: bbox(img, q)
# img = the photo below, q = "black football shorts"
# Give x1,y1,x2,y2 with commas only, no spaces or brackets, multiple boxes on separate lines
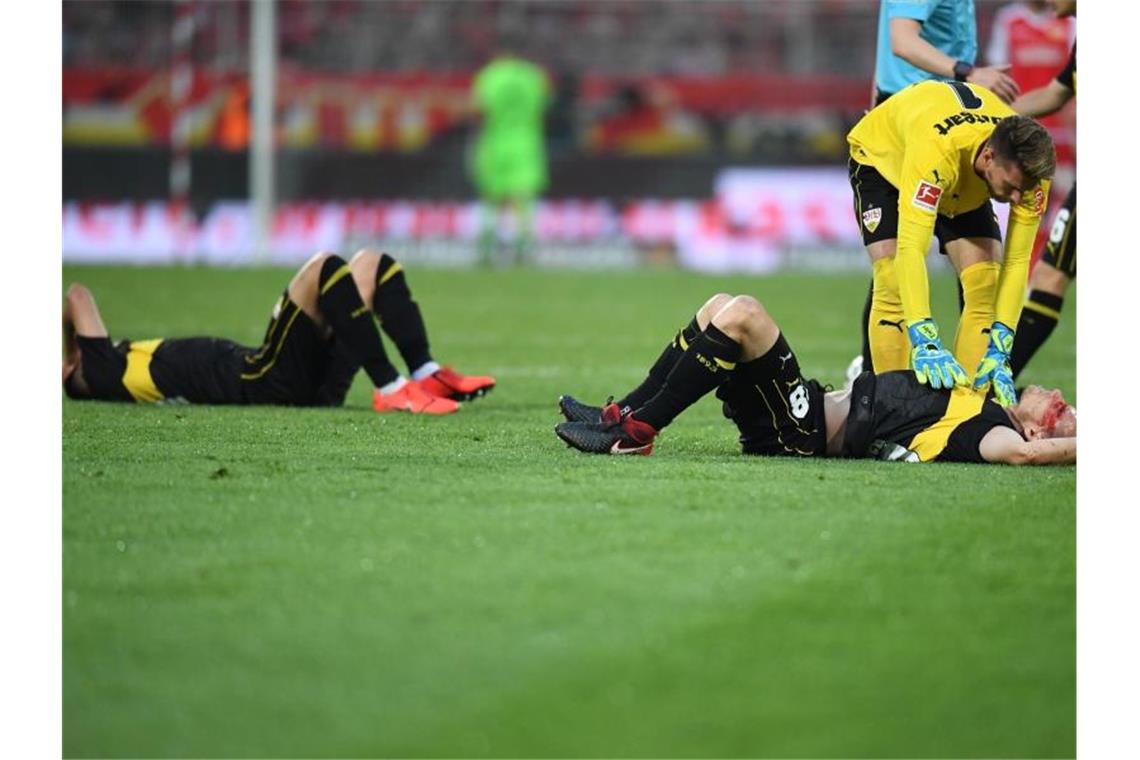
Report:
848,158,1001,252
716,375,829,457
240,292,335,406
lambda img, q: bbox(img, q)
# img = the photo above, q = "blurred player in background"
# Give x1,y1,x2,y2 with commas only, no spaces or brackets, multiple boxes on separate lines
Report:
873,0,1020,106
1002,0,1075,381
984,0,1074,159
853,0,1022,381
847,80,1054,407
63,250,495,414
554,291,1075,465
469,41,552,265
985,1,1073,99
985,0,1076,264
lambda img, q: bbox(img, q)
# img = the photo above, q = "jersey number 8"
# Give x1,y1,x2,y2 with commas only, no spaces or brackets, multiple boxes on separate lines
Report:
788,385,810,420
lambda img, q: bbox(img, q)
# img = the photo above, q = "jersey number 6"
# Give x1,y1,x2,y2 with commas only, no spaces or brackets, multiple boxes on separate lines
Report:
946,81,983,109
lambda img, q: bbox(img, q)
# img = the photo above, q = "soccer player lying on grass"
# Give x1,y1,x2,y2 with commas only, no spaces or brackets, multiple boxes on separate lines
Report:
555,293,1075,465
63,249,494,414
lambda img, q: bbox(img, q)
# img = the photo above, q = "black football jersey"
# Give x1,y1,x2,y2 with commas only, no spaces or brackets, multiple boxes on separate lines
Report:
119,337,250,404
843,371,1019,463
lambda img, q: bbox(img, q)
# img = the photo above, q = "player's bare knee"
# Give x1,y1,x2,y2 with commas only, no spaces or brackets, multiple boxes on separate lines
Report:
288,251,336,316
349,250,381,305
292,251,334,287
866,239,897,262
718,296,778,347
712,295,764,335
350,248,382,269
1030,262,1071,295
730,295,770,324
697,293,733,326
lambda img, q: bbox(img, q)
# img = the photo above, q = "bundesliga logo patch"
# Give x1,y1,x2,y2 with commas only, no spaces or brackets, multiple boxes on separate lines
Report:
862,207,882,233
1033,186,1046,215
912,180,943,211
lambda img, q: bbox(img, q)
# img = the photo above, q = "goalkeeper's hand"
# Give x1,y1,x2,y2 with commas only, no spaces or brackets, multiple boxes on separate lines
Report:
973,321,1018,407
907,318,968,390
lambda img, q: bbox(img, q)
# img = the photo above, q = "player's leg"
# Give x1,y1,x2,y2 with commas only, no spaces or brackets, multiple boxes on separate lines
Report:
942,237,1000,375
713,299,830,457
622,293,729,409
556,294,822,455
557,293,750,454
289,251,455,414
940,203,1004,377
849,158,908,373
513,195,537,264
1011,186,1076,379
476,197,501,266
559,294,728,424
629,295,777,435
865,242,910,373
351,248,494,401
631,293,797,428
349,248,433,377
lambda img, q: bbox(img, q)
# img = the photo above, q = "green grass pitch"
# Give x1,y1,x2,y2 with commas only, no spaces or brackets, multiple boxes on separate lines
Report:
63,264,1075,757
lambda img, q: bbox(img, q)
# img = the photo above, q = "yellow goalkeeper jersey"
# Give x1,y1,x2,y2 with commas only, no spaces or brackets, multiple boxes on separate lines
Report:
848,80,1050,328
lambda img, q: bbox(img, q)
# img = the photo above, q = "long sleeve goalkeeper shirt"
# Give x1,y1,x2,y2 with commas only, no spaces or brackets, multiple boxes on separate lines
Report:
847,80,1049,330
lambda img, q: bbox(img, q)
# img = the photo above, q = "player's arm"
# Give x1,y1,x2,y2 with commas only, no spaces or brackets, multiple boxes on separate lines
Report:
64,283,109,338
971,183,1051,405
894,150,956,326
1010,79,1073,119
995,181,1050,329
895,152,968,388
978,425,1076,465
888,18,1020,102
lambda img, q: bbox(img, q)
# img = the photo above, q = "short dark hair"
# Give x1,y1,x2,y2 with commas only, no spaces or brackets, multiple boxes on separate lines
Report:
990,115,1056,185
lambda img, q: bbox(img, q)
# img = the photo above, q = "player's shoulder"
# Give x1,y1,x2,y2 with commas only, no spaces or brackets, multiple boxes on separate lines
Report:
899,80,1015,125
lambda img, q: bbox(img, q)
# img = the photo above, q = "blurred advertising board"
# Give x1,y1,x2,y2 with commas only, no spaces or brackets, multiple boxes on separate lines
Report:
63,168,1010,270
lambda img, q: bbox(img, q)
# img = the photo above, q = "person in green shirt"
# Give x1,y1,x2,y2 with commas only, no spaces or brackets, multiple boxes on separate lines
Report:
470,48,552,264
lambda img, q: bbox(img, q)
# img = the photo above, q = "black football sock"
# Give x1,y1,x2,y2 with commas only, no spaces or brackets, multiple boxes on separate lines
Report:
617,317,700,411
634,324,742,431
1010,290,1064,380
860,278,873,371
372,253,434,375
317,256,400,388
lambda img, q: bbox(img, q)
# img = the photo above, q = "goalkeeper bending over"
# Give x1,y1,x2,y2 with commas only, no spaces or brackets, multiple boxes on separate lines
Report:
63,249,494,414
556,292,1074,465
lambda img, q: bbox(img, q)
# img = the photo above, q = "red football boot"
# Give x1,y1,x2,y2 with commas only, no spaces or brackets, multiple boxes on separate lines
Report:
372,382,459,415
416,366,496,402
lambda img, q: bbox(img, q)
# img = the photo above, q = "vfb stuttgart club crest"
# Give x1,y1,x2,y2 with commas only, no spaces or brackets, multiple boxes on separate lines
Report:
862,206,882,233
